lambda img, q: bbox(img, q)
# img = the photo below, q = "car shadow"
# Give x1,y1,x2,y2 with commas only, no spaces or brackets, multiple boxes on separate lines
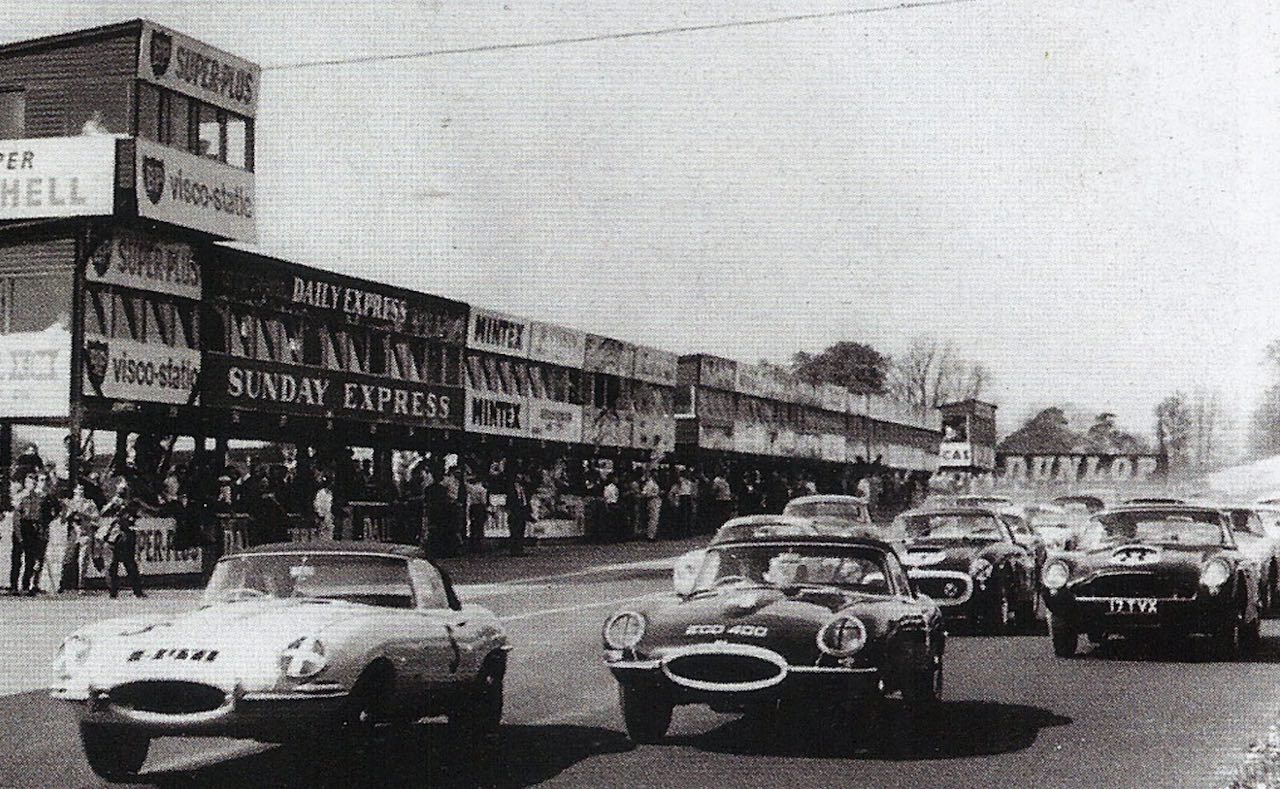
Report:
675,700,1071,761
1077,633,1280,664
144,723,631,789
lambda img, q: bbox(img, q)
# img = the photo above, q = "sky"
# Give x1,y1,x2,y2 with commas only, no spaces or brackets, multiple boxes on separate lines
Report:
8,1,1280,450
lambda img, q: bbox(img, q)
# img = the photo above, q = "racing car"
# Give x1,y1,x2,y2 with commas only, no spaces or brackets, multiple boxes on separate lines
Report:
604,527,944,744
1040,504,1261,658
51,542,509,781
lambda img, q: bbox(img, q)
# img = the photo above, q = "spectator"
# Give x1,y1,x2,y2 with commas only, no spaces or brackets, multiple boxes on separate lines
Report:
12,443,44,482
602,474,621,542
245,476,289,546
669,470,695,539
313,473,335,538
641,471,662,541
506,472,532,557
6,477,29,595
465,473,489,554
14,472,52,595
711,469,734,530
98,480,145,599
61,482,100,594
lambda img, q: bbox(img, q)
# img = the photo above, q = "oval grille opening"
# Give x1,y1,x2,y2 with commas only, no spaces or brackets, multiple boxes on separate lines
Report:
111,681,227,714
666,653,782,685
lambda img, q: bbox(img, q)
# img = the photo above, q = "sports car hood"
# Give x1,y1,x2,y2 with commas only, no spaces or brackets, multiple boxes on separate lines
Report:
69,598,370,692
900,539,996,572
1063,543,1226,584
643,585,913,664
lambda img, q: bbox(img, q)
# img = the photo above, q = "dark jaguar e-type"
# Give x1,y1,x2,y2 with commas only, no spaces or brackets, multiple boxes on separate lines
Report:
602,530,944,744
892,508,1045,633
1040,504,1262,658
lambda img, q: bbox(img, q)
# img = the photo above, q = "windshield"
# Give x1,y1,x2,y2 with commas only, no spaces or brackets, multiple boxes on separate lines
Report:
203,553,416,608
692,544,893,596
783,500,869,522
1082,510,1226,549
896,512,1004,541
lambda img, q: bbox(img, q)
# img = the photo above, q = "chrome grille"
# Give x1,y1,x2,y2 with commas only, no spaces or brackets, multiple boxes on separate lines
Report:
1073,572,1194,600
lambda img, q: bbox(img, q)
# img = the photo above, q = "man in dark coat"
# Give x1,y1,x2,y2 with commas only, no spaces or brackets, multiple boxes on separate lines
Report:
99,481,145,599
506,473,532,557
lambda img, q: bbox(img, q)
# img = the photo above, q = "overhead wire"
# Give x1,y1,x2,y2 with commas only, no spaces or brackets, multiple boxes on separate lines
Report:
264,0,979,70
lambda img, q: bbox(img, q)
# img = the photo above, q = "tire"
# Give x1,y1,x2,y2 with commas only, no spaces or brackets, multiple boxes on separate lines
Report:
900,654,943,705
1243,615,1262,654
980,584,1013,635
450,653,506,739
1211,618,1241,661
1015,587,1041,632
1049,612,1078,657
79,721,149,781
338,663,395,756
618,684,672,744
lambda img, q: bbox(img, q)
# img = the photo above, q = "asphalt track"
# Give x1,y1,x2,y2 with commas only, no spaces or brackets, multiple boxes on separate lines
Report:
0,540,1274,788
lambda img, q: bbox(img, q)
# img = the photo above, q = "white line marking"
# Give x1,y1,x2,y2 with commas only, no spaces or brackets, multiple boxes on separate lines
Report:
500,592,663,623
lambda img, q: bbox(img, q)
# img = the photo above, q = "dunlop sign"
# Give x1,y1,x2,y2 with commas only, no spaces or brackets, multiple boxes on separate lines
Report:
997,453,1165,486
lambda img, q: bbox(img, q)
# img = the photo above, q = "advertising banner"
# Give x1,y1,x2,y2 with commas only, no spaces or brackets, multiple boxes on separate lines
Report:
527,398,582,443
84,517,201,578
465,390,527,438
528,321,585,368
202,354,462,429
468,308,530,357
995,452,1166,487
81,335,200,405
0,323,70,418
138,22,260,117
821,434,847,463
698,423,735,452
208,255,467,344
631,412,675,453
135,138,256,242
733,422,770,456
85,228,200,299
699,355,737,391
584,334,635,377
633,345,677,386
584,407,632,447
939,441,975,468
0,136,116,220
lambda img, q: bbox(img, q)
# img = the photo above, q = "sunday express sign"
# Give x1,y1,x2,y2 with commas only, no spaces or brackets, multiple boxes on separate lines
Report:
137,22,259,117
136,138,256,242
0,136,116,220
85,229,200,299
203,355,461,429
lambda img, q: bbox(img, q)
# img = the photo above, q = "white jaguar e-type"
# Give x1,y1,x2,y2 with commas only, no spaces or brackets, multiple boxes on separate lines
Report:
51,541,509,782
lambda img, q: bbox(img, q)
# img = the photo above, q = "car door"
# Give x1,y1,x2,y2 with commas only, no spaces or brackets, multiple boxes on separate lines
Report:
408,560,469,691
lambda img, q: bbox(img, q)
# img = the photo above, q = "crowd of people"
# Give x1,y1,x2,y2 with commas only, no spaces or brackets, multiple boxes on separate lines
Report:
1,432,939,598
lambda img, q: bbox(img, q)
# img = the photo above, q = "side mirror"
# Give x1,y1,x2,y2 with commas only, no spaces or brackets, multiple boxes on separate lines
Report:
673,549,706,597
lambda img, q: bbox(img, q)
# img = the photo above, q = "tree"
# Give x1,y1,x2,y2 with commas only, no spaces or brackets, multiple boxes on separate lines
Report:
996,407,1078,454
790,341,888,393
1080,412,1148,454
1155,392,1192,468
885,336,991,420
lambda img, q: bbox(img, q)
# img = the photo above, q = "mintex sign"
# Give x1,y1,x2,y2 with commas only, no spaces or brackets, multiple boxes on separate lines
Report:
0,137,116,220
138,22,259,117
136,138,255,242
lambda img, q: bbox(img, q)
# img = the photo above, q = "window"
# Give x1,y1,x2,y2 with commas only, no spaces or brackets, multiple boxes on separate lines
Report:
196,104,224,161
0,89,24,138
226,114,247,169
8,273,70,333
157,90,172,145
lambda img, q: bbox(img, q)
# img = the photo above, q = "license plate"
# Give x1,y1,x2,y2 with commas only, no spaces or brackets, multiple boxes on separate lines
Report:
1107,598,1157,614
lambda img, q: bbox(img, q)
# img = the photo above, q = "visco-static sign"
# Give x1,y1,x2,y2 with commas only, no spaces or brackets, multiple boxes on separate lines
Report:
136,138,256,242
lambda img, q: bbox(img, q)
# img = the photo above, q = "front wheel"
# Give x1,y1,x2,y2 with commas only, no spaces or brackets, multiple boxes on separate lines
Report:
1049,612,1078,657
619,684,672,744
900,655,943,705
80,722,150,781
450,654,505,739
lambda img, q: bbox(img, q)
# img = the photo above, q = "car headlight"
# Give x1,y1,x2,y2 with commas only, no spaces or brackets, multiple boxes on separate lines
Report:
280,636,328,679
603,611,646,650
53,635,92,679
1043,561,1070,590
1200,560,1231,591
969,557,994,583
816,615,867,657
